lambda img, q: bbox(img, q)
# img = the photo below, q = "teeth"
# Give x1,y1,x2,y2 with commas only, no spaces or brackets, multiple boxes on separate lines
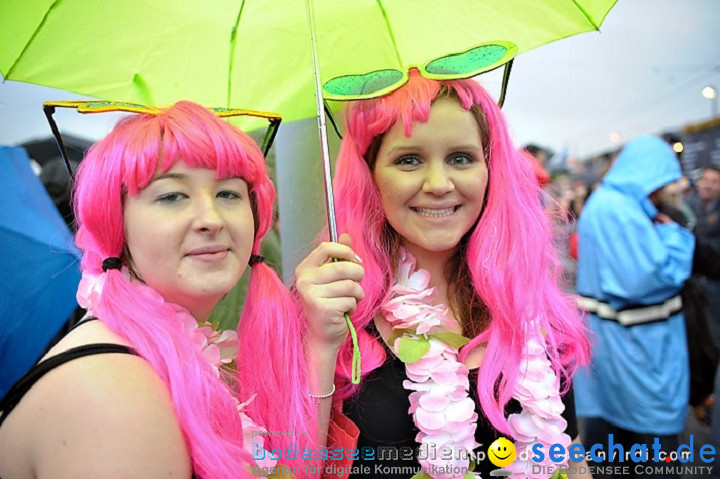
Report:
413,207,456,217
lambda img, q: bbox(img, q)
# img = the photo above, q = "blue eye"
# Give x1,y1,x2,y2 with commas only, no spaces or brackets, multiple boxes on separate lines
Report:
217,190,242,200
448,153,475,165
156,192,186,203
395,155,421,167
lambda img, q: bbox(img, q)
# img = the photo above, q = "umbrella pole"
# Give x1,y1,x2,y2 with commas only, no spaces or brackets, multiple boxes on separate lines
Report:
305,0,361,384
304,0,338,244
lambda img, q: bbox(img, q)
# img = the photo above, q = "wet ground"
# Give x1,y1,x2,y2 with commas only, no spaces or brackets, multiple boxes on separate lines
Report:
680,407,714,479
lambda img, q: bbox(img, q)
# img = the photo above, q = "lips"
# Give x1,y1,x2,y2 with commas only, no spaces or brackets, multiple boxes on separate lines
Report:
411,206,460,218
186,245,230,259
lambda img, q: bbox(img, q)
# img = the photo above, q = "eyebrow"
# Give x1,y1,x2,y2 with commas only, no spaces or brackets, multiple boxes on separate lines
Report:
387,144,483,153
148,172,186,185
148,173,245,185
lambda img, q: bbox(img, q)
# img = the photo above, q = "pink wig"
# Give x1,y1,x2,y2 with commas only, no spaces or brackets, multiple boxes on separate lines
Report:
332,73,590,435
73,101,316,478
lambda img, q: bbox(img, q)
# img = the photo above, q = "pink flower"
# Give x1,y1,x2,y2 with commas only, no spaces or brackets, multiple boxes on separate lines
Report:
237,395,278,471
181,319,239,373
76,271,106,315
506,334,571,478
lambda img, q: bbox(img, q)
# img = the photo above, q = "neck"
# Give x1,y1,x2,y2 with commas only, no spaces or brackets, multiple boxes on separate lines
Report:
181,297,220,324
402,244,455,304
130,270,218,324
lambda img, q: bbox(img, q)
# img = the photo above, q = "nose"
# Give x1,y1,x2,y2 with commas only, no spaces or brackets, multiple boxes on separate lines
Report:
422,161,455,195
193,193,223,234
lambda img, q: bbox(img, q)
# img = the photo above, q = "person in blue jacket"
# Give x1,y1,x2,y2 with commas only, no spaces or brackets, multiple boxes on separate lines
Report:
573,136,695,479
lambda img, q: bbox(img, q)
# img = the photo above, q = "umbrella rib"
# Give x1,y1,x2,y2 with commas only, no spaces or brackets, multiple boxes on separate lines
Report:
569,0,600,30
1,226,78,253
375,0,404,67
3,0,62,79
227,0,249,107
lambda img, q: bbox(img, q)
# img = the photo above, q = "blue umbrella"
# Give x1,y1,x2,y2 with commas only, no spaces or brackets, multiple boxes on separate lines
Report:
0,145,81,398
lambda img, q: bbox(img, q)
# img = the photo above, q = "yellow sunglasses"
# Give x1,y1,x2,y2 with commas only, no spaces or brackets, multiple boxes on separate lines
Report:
43,100,282,178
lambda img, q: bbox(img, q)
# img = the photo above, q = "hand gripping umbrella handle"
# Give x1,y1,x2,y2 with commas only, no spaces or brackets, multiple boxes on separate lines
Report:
305,0,361,385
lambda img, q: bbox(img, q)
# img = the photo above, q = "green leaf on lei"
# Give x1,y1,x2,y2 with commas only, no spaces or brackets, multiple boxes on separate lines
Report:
396,336,430,363
431,331,471,349
409,472,434,479
386,328,412,348
459,458,477,478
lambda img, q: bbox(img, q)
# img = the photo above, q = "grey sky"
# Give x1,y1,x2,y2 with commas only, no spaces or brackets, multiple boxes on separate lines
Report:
1,0,718,159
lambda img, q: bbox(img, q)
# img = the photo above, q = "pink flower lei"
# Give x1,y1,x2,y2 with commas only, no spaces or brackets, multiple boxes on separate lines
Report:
380,249,569,479
76,269,278,472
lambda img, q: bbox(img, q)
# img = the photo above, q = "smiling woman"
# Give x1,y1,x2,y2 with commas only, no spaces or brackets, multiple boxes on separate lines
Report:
0,101,344,479
372,97,488,264
296,71,592,479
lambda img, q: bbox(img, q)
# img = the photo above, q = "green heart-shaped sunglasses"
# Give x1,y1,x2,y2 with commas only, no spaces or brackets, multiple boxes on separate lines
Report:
322,41,517,106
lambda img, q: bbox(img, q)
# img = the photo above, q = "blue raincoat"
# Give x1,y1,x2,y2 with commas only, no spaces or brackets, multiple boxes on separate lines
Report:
574,136,695,434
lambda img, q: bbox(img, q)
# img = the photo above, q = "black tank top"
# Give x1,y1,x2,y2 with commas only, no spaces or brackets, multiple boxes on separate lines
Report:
0,320,198,478
0,343,135,428
343,327,578,479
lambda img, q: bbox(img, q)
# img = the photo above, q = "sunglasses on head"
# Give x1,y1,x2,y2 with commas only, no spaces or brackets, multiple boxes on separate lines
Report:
322,41,517,106
43,100,282,179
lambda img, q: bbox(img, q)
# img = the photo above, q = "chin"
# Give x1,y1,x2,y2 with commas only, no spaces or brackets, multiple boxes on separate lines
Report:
186,280,238,299
427,246,461,256
408,240,463,256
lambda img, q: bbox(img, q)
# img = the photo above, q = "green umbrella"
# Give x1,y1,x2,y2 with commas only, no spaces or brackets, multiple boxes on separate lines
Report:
2,0,617,129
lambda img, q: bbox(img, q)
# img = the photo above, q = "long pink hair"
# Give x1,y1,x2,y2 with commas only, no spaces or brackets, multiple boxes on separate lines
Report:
73,101,317,478
332,73,590,435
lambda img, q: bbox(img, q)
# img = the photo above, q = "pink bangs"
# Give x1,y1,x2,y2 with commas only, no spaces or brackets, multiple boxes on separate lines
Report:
345,71,484,156
75,101,274,256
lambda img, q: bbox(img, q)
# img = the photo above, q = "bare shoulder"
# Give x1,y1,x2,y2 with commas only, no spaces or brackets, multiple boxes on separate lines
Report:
0,321,192,479
41,317,133,357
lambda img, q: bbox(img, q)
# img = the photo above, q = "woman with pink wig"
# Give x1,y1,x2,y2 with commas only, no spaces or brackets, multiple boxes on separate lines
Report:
0,101,356,479
297,72,591,479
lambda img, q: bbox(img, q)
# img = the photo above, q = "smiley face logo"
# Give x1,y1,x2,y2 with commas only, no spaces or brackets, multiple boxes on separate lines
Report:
488,437,516,468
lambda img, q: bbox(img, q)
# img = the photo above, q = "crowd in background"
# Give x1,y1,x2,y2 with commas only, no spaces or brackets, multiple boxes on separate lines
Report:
525,141,720,477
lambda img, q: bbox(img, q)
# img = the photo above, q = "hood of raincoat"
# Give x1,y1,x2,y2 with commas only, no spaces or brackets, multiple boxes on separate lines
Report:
602,135,682,202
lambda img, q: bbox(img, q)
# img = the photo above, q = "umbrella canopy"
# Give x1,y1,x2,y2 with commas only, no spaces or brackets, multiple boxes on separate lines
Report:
0,146,81,398
1,0,617,130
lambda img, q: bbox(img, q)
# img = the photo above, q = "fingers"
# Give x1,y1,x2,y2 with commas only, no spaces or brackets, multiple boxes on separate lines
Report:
309,279,364,302
296,277,364,313
653,212,673,224
295,235,364,285
305,297,360,319
298,237,361,270
296,260,364,287
338,233,352,248
295,234,365,330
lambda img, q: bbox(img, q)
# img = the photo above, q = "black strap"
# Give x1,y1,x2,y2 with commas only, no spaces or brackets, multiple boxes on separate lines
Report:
0,343,136,428
71,315,98,331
